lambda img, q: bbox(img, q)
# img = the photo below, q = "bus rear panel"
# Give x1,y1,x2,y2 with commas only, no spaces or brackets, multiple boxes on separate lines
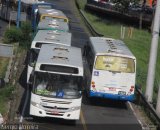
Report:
89,55,136,101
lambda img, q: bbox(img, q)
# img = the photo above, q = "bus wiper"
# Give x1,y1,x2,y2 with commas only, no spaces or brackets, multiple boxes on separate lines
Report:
109,70,121,73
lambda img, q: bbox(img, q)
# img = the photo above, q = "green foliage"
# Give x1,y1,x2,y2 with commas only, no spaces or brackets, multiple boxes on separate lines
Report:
112,0,139,13
0,84,14,114
4,26,22,44
77,0,86,10
20,21,32,41
3,21,32,48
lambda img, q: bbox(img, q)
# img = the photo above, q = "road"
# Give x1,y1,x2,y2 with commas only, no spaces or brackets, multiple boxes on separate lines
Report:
15,0,142,130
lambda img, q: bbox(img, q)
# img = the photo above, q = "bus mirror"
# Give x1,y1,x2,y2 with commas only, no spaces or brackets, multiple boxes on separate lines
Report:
83,45,88,56
30,62,36,67
27,51,30,64
28,74,34,85
64,19,68,22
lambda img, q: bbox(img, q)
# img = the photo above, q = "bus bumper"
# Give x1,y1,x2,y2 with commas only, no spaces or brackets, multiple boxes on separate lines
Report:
89,91,135,101
30,104,80,120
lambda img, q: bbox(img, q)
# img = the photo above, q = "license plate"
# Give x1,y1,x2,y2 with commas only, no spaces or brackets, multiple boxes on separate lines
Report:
108,87,116,91
51,111,59,114
118,91,126,95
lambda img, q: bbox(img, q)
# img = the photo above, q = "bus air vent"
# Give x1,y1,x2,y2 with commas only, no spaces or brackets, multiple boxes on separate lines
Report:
54,47,69,52
47,32,61,35
48,30,61,35
48,23,59,27
51,56,69,61
45,37,60,41
108,49,116,53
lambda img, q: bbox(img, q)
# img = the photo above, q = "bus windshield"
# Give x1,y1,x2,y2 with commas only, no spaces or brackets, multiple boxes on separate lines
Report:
33,72,82,99
95,55,135,73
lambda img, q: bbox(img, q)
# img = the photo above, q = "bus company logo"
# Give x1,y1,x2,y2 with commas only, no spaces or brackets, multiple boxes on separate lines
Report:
94,71,99,76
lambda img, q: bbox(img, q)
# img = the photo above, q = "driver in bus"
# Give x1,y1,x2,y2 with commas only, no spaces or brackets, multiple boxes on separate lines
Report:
36,80,50,95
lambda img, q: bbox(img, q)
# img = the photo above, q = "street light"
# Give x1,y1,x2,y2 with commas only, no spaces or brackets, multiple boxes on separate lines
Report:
16,0,21,28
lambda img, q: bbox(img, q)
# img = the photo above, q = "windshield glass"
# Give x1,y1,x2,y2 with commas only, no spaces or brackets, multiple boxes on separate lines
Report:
33,72,82,99
95,55,135,73
29,49,39,67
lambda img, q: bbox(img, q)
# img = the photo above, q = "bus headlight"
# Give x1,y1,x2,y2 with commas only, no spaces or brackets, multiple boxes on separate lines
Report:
31,101,40,108
69,106,81,112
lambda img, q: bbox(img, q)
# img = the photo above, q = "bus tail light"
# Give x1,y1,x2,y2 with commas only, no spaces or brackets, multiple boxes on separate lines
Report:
92,85,95,88
130,86,134,92
91,81,95,84
130,89,133,92
91,81,95,88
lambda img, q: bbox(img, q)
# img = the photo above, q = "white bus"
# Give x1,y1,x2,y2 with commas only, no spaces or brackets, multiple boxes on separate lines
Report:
84,37,136,101
29,44,83,120
27,30,71,83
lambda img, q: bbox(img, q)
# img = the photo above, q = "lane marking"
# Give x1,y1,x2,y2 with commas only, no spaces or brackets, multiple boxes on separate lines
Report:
80,110,88,130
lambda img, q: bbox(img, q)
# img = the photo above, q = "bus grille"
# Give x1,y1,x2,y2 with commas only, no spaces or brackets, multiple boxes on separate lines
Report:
41,99,72,104
42,105,69,110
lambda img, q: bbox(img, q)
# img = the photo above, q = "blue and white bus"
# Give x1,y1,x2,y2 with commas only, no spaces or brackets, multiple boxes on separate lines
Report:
84,37,136,101
31,2,55,31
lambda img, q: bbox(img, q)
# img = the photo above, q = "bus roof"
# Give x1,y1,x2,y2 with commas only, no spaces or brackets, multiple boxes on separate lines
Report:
32,2,55,9
90,37,135,58
31,30,71,49
38,8,67,19
37,19,69,32
17,0,43,5
35,44,83,75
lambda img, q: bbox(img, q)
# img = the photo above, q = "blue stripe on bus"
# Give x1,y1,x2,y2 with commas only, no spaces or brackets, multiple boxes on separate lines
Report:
89,91,135,101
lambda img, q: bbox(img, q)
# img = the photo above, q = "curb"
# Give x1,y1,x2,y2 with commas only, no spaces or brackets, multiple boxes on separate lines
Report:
75,0,103,37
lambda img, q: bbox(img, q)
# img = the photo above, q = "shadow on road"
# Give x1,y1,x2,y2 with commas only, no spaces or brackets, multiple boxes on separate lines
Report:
82,90,128,109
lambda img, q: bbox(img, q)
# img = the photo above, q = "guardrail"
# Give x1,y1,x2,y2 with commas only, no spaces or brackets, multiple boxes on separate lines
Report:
85,0,153,28
79,9,104,37
75,0,103,37
136,87,160,125
75,0,160,129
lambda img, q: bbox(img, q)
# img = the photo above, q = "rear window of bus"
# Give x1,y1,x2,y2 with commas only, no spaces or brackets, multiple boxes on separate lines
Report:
94,55,135,73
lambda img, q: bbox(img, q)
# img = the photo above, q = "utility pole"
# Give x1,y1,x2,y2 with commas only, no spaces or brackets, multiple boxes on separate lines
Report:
156,84,160,117
16,0,21,28
145,0,160,102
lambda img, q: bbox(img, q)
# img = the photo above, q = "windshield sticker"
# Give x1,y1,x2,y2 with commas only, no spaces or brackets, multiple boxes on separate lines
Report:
56,91,64,98
120,63,127,69
103,57,113,64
